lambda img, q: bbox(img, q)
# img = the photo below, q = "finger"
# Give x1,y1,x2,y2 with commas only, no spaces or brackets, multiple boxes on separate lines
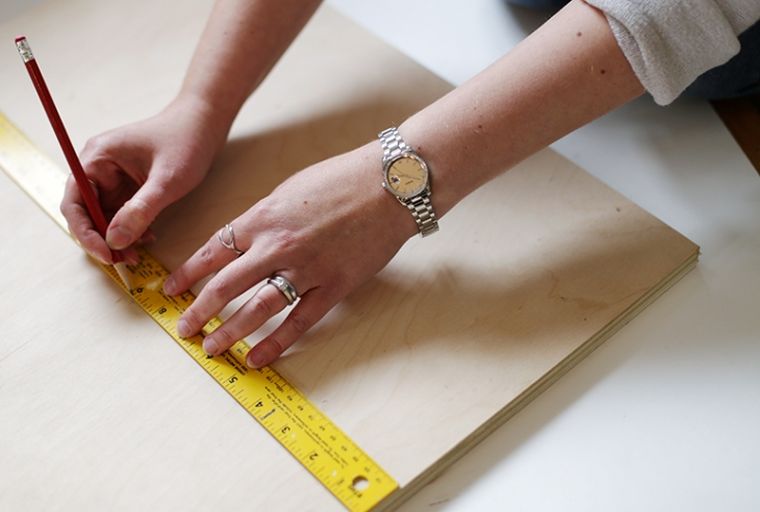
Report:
120,246,141,266
247,287,338,368
105,170,183,250
163,226,248,296
137,228,157,245
61,172,139,265
174,252,275,339
201,281,289,356
61,176,112,264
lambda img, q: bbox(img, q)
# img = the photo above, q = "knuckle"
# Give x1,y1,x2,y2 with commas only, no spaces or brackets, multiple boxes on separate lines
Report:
252,294,274,318
266,337,285,356
251,198,274,221
81,230,101,246
60,200,74,218
80,136,115,168
206,279,231,301
81,136,105,158
169,267,187,289
289,313,311,336
162,165,187,184
198,244,215,267
273,232,299,253
125,197,153,222
182,307,202,329
211,326,235,347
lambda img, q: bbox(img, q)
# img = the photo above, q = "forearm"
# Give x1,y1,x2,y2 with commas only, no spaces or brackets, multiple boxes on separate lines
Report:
177,0,322,145
400,0,644,216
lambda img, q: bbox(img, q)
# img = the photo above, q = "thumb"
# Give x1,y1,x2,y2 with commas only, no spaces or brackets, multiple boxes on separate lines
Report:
105,173,178,250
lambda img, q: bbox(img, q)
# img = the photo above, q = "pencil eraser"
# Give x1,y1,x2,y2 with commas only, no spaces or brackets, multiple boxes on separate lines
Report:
15,36,26,43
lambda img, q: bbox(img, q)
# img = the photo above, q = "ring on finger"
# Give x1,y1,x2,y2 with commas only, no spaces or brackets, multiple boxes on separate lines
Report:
266,274,299,305
217,223,244,256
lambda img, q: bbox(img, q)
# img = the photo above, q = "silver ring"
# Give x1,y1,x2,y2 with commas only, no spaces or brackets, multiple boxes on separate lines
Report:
266,275,299,305
217,223,243,256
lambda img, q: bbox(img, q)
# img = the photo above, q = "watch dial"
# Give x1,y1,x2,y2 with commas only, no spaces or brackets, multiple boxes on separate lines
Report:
387,156,427,197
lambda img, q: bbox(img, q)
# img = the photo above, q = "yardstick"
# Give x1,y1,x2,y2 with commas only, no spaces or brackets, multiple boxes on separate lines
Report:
0,112,397,512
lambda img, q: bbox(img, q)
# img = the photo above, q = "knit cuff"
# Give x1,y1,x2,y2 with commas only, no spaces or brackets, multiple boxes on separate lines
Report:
586,0,741,105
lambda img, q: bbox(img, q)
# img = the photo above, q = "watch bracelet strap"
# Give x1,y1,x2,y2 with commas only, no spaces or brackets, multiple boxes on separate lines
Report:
406,192,439,237
378,126,412,164
378,126,440,238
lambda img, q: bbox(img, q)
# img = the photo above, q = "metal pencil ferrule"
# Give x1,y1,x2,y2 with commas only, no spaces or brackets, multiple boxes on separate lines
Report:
16,39,34,63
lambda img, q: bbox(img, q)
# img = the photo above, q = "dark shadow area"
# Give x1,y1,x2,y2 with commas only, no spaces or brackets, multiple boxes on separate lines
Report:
501,0,557,34
148,92,432,270
280,219,684,384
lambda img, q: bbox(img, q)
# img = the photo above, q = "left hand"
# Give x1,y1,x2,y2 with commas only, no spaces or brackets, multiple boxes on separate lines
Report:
163,142,417,368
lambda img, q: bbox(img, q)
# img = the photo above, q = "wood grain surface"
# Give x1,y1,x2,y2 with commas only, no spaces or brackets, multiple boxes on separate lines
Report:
0,1,699,510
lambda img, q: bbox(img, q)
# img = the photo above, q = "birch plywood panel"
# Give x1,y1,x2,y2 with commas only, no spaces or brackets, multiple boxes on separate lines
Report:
0,1,698,510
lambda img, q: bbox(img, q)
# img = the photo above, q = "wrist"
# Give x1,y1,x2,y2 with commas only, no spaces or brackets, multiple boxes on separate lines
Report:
169,92,234,154
353,141,420,243
397,117,463,219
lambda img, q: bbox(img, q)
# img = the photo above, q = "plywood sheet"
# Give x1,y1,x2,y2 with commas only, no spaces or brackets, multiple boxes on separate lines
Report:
0,1,698,510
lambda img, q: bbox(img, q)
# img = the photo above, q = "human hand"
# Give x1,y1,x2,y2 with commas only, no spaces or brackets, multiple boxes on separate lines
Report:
163,142,418,368
61,95,229,263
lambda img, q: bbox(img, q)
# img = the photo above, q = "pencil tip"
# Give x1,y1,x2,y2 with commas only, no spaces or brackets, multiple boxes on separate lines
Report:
113,262,133,291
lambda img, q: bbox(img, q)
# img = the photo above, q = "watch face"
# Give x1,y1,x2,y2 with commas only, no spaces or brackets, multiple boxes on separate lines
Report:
385,155,428,199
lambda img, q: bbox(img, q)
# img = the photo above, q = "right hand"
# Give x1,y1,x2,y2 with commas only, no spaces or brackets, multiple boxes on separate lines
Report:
61,96,228,264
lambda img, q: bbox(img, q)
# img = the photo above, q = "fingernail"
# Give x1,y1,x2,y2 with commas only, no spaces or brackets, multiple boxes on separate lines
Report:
107,225,132,250
203,337,219,356
247,351,266,369
177,319,192,338
163,276,177,295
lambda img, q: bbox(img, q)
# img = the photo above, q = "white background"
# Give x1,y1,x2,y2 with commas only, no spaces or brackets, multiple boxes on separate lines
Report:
4,1,759,511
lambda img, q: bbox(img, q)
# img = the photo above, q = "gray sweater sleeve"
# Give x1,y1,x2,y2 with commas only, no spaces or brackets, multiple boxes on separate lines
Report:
584,0,760,105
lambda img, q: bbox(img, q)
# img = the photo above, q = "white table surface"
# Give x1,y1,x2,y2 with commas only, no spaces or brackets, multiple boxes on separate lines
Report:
4,1,759,511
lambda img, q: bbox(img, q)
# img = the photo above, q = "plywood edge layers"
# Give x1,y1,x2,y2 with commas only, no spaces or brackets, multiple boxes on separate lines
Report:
376,249,699,511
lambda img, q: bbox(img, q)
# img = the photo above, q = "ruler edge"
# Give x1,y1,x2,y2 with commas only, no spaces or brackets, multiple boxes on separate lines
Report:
101,256,399,511
0,111,399,512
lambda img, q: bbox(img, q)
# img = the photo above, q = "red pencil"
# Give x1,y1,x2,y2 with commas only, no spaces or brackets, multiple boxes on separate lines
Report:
15,36,132,290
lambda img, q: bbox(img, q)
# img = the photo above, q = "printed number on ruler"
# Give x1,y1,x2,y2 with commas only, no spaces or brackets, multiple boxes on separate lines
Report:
0,112,398,512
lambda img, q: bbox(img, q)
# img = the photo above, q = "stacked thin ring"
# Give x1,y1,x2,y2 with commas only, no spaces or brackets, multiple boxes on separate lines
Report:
267,275,299,305
218,223,298,305
217,223,243,256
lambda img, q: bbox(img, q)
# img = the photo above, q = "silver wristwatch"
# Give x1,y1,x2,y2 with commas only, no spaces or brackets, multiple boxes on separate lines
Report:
378,127,439,237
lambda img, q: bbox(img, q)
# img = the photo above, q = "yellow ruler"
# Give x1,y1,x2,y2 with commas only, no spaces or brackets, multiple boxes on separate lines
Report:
0,112,397,512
